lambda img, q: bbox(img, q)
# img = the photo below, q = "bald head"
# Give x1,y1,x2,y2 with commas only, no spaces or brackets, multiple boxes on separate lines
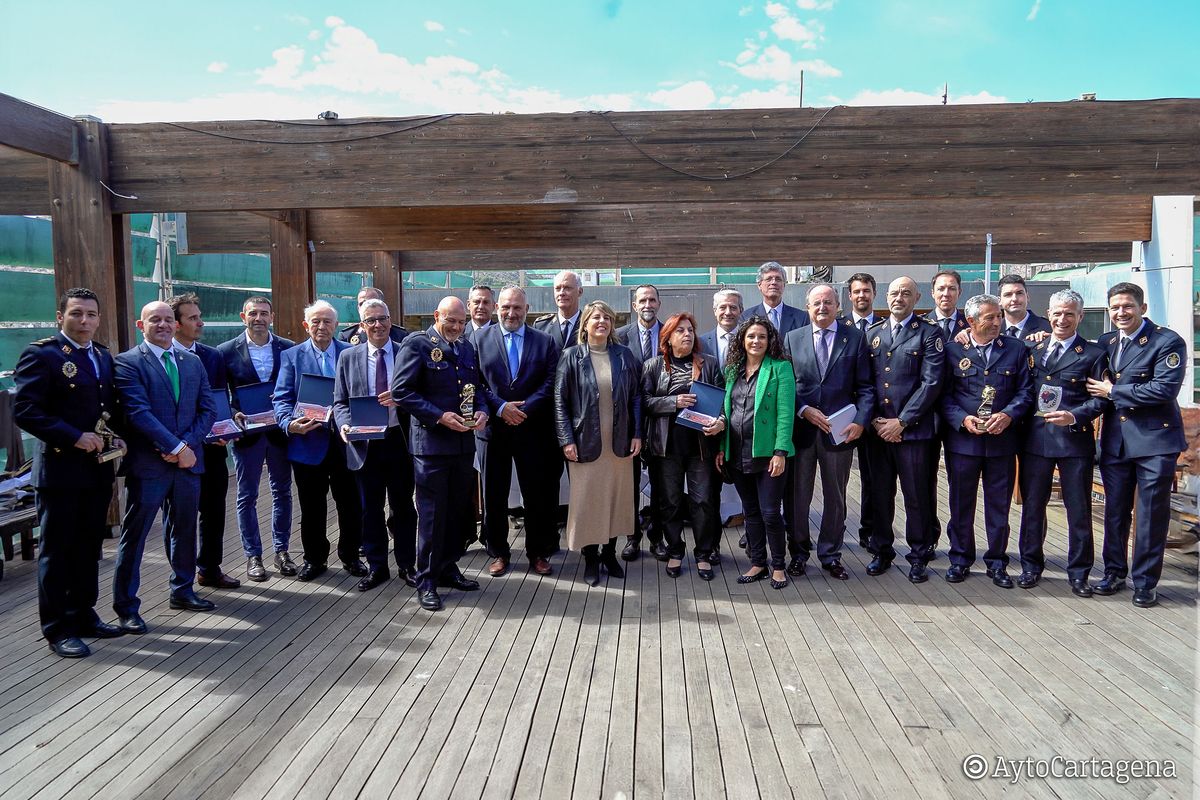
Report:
434,296,468,342
885,276,920,321
137,300,177,348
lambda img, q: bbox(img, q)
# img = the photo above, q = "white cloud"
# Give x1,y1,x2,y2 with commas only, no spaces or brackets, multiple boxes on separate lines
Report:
721,84,801,108
765,2,822,48
424,20,444,32
307,30,321,41
738,5,754,15
722,44,840,81
325,16,344,27
1026,0,1041,20
796,0,834,10
285,14,310,26
647,81,717,109
830,87,1008,106
206,61,228,74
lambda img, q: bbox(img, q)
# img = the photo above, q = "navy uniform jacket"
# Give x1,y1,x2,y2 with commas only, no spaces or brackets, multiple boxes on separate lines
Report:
338,323,409,346
784,321,875,451
393,327,495,457
1022,337,1108,458
1007,311,1052,348
472,324,558,442
1097,320,1186,460
532,314,579,350
216,332,295,449
742,302,810,336
866,316,945,441
13,333,119,490
923,309,969,341
940,335,1033,457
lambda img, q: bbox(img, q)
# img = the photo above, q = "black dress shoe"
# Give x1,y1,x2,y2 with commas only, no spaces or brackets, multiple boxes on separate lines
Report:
341,560,369,578
665,561,682,578
786,556,807,577
986,568,1014,589
1132,588,1158,608
439,572,480,591
49,637,90,659
197,570,241,589
738,534,748,549
1017,571,1041,589
737,568,768,584
621,539,640,561
601,554,626,579
170,592,217,611
1070,579,1093,598
708,550,722,565
273,551,298,577
908,564,929,584
865,555,893,576
395,567,419,588
696,561,715,581
119,614,148,635
87,621,125,639
419,590,443,611
583,559,601,587
357,569,390,592
650,542,670,562
822,562,849,581
944,565,969,583
1093,573,1125,596
297,562,327,582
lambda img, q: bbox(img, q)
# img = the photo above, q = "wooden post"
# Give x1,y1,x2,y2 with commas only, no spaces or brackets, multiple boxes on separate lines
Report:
372,250,403,320
47,116,134,350
268,210,314,342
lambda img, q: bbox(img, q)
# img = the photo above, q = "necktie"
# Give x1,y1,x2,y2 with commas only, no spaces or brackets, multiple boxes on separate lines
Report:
770,307,781,331
980,345,992,367
1044,341,1063,369
892,322,901,343
79,347,98,380
816,328,831,374
1116,336,1129,370
374,348,388,394
857,318,868,333
507,333,520,379
1006,325,1019,338
642,328,652,360
942,318,952,339
720,332,731,367
321,350,333,377
161,351,180,401
561,319,572,346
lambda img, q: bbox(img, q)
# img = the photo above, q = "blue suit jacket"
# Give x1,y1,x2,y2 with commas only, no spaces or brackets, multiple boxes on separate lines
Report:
473,324,558,442
940,335,1033,457
393,328,495,457
217,331,295,449
742,302,810,336
273,339,351,465
784,321,876,451
191,341,227,393
1097,320,1187,459
866,316,945,441
1022,336,1108,458
114,341,216,476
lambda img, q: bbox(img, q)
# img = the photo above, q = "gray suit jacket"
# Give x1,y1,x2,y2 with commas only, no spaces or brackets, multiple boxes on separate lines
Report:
332,341,405,471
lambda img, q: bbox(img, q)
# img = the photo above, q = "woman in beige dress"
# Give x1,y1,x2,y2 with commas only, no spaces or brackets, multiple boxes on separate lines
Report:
553,300,644,586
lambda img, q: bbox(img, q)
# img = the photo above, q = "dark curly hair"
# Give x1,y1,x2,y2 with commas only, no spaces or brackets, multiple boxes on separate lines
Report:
725,315,785,379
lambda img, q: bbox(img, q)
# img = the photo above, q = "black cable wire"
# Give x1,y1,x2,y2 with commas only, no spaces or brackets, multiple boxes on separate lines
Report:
594,105,840,181
164,114,457,144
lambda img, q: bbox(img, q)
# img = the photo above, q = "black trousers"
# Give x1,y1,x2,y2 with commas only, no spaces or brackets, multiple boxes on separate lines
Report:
293,443,362,567
855,439,874,541
197,443,229,575
1099,453,1175,590
414,452,476,591
628,454,663,545
731,466,787,570
945,451,1016,571
36,485,110,642
867,434,936,566
926,436,946,548
1018,452,1095,580
646,452,718,558
479,428,562,562
354,426,416,573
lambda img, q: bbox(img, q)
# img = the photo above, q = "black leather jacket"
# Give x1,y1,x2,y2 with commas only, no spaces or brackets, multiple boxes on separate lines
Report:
640,352,723,459
554,343,643,462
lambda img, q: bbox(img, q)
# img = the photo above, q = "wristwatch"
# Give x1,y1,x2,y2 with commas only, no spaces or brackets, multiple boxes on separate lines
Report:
896,418,908,429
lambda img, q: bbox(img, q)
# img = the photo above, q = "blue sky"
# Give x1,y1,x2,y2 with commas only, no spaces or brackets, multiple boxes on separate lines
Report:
2,1,1196,121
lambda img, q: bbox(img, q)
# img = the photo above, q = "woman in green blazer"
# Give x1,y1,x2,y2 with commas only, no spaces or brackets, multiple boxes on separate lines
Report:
715,316,796,588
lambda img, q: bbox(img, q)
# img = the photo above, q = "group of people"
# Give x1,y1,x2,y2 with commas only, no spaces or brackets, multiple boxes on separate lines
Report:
13,261,1184,660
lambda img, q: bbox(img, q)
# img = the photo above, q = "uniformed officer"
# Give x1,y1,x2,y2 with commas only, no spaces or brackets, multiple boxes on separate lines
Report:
338,286,410,345
864,276,944,582
1086,281,1186,609
1016,289,1107,596
923,268,969,554
939,294,1033,588
393,296,494,612
13,288,126,658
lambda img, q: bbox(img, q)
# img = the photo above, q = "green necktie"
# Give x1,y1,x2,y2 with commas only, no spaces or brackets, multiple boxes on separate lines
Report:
161,351,180,401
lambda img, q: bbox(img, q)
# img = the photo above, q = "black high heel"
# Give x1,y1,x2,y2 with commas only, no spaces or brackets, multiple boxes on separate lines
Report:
582,547,601,587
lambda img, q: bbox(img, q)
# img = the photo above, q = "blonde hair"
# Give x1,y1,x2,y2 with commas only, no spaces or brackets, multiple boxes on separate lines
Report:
578,300,620,346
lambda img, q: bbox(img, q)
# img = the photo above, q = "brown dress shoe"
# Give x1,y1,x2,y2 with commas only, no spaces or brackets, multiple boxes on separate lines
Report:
531,558,552,575
198,570,241,589
488,557,510,577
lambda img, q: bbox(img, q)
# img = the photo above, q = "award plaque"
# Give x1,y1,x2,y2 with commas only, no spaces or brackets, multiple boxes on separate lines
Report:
459,384,476,426
973,385,997,432
95,412,126,463
1036,384,1063,417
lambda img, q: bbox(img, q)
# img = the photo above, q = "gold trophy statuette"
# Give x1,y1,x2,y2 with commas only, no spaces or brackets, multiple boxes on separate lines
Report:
973,385,997,433
459,384,476,426
95,411,126,463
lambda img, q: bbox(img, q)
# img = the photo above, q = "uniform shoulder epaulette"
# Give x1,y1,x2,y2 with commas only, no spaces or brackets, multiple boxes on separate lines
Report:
866,318,886,329
534,313,556,324
32,336,57,346
92,341,109,350
922,317,937,325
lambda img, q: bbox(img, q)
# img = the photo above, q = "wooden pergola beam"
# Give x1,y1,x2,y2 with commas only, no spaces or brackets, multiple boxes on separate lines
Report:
267,211,314,341
0,93,79,165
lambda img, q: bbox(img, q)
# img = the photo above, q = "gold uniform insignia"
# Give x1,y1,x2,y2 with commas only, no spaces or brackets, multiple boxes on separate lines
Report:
910,322,919,329
1138,336,1148,345
350,334,361,345
871,337,880,349
431,347,444,362
1028,355,1035,368
62,361,77,378
959,357,972,370
1166,352,1180,369
62,345,72,354
1074,345,1083,353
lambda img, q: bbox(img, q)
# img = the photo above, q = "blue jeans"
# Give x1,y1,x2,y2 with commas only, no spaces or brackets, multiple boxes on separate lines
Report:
232,435,293,557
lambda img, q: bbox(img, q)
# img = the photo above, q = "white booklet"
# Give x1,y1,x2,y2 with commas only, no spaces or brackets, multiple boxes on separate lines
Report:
827,404,858,445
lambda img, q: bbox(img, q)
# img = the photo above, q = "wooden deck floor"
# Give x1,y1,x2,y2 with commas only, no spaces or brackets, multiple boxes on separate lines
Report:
0,463,1194,799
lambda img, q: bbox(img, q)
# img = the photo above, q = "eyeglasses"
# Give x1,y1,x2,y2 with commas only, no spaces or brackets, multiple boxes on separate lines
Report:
362,316,391,326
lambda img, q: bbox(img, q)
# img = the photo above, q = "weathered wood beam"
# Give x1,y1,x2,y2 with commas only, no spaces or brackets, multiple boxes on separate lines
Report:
372,251,403,319
0,93,79,164
267,211,313,341
47,118,133,350
0,146,55,214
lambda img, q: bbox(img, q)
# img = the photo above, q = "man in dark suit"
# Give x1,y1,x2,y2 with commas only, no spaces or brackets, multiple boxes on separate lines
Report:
844,272,882,551
338,286,409,345
14,288,127,658
864,276,945,582
468,285,496,335
394,296,494,611
332,298,419,592
169,293,240,590
923,269,969,556
474,286,562,576
273,300,364,582
697,288,744,561
112,300,218,633
998,274,1053,345
783,285,875,580
531,270,584,349
217,296,296,582
1017,289,1107,595
1086,282,1187,609
940,294,1034,588
742,261,809,335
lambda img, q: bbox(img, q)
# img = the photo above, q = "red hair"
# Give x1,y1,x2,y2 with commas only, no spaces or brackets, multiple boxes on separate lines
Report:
658,312,704,380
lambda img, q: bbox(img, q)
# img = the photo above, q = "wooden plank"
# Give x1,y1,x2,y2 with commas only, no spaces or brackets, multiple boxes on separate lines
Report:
267,210,313,341
0,94,78,164
371,251,403,319
0,146,53,214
